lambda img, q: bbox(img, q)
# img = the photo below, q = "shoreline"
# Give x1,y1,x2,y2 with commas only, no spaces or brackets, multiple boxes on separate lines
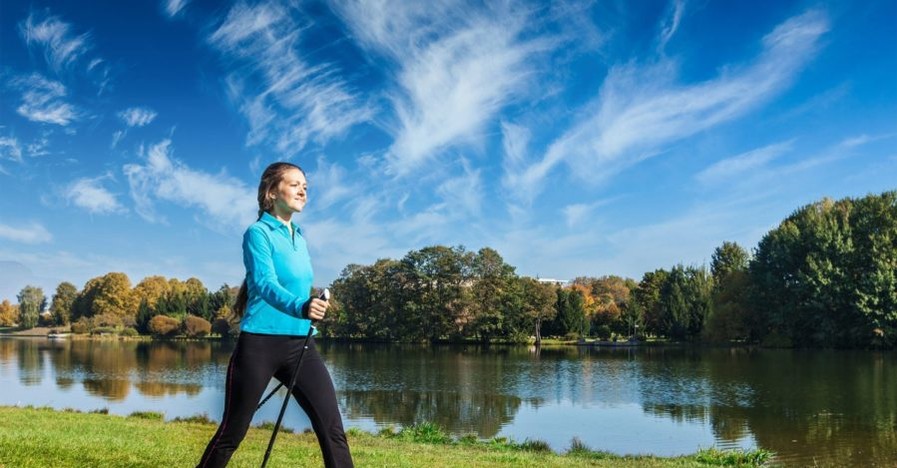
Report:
0,405,772,467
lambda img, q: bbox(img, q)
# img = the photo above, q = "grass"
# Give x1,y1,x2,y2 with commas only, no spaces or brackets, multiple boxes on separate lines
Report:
0,406,774,467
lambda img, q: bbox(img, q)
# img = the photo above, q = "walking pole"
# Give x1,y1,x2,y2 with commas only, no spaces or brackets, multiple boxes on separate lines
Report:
260,288,329,468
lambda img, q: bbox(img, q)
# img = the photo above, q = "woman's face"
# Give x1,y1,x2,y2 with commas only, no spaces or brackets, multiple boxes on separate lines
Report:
271,167,307,215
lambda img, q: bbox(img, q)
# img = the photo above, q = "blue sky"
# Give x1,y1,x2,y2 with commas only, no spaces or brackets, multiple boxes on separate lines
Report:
1,0,895,302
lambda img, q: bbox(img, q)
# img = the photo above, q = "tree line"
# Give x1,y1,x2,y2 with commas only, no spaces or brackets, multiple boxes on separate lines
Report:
2,191,894,348
0,275,240,338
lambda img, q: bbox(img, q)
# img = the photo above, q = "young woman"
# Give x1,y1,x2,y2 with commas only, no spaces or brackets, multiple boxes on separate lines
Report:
198,162,353,467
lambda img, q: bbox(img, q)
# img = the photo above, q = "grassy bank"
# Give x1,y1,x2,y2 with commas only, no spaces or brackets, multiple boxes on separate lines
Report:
0,407,771,467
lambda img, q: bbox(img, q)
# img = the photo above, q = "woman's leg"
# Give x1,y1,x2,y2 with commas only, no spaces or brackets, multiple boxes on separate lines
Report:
198,333,282,468
275,338,354,468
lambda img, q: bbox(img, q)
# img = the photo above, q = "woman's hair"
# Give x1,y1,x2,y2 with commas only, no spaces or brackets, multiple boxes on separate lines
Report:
233,162,305,318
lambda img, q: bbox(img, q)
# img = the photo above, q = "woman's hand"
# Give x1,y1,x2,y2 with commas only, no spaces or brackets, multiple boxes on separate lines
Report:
306,297,330,321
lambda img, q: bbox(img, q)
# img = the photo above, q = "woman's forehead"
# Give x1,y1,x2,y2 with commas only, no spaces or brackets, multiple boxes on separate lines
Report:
281,168,306,183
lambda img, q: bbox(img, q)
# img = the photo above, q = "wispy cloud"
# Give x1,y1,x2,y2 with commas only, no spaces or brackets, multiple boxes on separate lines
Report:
507,9,829,203
64,175,126,214
657,0,686,53
695,140,794,185
208,1,372,157
164,0,190,18
0,222,53,244
118,107,158,127
19,11,92,71
308,157,357,211
13,74,79,125
0,137,24,162
334,0,550,176
123,139,257,229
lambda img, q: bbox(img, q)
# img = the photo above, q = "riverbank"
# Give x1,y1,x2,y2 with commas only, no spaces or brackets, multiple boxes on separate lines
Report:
0,406,770,467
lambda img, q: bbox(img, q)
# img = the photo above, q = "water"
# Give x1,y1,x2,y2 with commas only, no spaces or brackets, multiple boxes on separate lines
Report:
1,337,894,466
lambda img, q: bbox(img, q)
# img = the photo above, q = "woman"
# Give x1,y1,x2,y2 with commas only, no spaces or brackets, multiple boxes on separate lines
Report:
198,162,353,467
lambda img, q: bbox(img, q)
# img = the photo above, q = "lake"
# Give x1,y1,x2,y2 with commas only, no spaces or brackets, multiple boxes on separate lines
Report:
0,337,894,466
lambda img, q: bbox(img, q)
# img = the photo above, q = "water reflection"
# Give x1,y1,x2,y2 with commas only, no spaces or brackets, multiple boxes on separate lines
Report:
0,337,894,466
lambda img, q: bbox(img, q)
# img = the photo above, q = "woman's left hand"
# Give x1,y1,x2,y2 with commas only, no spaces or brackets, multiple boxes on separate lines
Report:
307,297,330,321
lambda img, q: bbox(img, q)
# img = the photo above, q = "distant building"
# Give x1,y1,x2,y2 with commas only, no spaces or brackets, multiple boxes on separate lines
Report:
534,277,569,287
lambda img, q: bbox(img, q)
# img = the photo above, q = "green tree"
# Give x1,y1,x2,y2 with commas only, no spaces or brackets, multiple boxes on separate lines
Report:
50,282,78,326
468,248,516,342
517,278,556,345
711,241,750,284
751,192,897,348
633,269,669,337
17,286,47,329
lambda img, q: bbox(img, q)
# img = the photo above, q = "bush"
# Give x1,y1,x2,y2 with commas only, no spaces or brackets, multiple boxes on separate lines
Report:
148,315,180,337
183,315,212,338
120,327,139,337
71,318,91,334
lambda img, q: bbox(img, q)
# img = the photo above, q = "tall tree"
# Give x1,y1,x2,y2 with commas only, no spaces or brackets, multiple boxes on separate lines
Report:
518,277,556,345
468,248,516,342
17,286,47,329
50,282,78,326
711,241,750,284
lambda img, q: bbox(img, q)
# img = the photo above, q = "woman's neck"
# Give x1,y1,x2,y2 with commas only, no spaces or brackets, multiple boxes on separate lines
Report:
270,208,293,230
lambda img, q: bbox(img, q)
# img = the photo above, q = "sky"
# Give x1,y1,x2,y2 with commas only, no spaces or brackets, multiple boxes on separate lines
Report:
1,0,895,302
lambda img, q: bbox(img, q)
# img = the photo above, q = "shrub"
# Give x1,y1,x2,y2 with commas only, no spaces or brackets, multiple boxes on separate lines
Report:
182,315,212,338
71,318,91,335
148,315,180,337
128,411,163,420
120,327,139,337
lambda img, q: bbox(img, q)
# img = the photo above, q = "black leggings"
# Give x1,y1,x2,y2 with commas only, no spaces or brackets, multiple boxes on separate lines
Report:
198,332,353,467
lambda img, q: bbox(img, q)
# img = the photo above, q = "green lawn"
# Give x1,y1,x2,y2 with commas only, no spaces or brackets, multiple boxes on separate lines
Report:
0,406,772,467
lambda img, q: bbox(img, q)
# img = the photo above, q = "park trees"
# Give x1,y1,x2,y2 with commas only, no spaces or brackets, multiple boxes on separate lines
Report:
751,192,897,347
0,300,19,326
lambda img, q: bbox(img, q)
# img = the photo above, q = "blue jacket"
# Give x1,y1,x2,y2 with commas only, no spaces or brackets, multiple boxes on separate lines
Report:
240,212,314,336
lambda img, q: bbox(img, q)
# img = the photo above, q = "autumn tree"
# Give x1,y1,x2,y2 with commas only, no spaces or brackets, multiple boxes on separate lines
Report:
0,300,19,327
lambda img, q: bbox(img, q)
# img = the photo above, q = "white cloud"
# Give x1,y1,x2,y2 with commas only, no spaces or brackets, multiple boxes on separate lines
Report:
657,0,686,53
65,176,126,214
123,139,257,229
19,12,91,71
435,158,483,218
0,222,53,244
165,0,190,18
333,0,550,176
696,140,793,185
0,137,23,162
562,198,615,229
111,130,125,149
208,1,372,156
308,157,357,211
118,107,158,127
508,9,829,202
14,74,78,125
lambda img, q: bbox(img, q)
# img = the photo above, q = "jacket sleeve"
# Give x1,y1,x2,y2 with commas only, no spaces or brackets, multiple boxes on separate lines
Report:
243,226,308,318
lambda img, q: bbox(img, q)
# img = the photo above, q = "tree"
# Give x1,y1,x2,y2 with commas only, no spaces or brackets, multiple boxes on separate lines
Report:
50,282,78,326
659,265,712,340
133,276,170,311
751,192,897,348
518,277,556,345
468,248,516,342
633,269,669,337
17,286,46,329
0,300,19,326
711,242,750,284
